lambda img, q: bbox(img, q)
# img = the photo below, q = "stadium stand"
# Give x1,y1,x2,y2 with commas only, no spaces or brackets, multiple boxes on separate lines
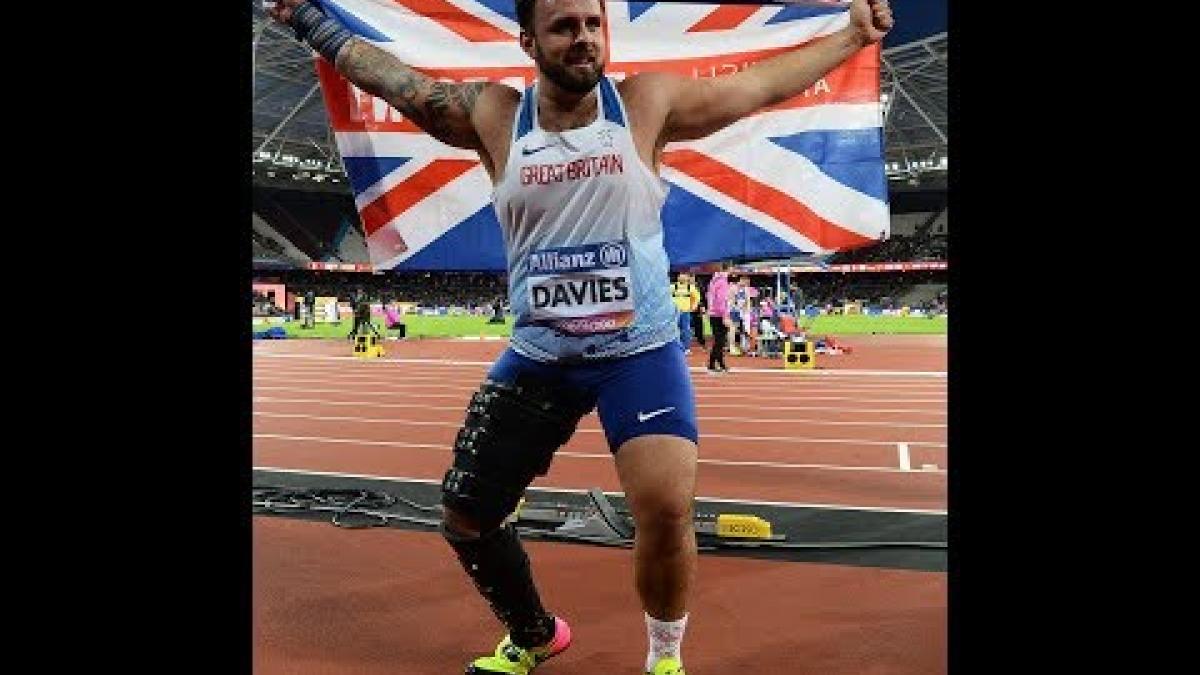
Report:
252,213,311,269
253,186,360,263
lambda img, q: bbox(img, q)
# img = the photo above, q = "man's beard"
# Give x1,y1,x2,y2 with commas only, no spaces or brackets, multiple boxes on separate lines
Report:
536,43,604,94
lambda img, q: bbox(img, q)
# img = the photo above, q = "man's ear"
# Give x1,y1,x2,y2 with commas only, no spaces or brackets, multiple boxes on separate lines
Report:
519,30,535,60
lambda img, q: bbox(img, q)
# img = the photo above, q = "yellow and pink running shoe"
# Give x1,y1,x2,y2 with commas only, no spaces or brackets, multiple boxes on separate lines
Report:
465,616,572,675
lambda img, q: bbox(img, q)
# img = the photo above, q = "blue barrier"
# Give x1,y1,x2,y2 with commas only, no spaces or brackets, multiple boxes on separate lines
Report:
253,326,288,340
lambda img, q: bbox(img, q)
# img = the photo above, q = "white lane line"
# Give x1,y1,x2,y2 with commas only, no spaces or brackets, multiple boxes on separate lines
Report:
251,405,946,428
702,402,945,414
251,369,948,386
252,433,947,473
251,384,945,405
714,365,943,377
253,353,493,367
252,363,949,382
252,411,946,447
252,352,947,377
700,415,945,428
253,395,947,416
252,465,949,515
253,376,945,399
252,372,947,393
254,368,948,388
255,397,462,412
898,442,912,471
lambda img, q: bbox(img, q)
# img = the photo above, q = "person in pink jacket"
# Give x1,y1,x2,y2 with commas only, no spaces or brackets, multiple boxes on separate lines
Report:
706,264,732,373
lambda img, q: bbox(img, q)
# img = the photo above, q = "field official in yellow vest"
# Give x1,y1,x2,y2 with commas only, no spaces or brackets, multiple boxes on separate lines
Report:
671,273,701,353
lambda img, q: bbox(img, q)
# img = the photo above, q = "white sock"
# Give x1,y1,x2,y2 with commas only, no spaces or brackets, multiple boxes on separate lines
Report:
644,612,688,672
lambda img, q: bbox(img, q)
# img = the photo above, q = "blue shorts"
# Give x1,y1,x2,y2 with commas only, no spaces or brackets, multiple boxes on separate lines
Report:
486,341,698,452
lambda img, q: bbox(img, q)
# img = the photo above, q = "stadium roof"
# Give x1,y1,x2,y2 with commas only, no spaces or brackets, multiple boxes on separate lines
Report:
252,1,947,187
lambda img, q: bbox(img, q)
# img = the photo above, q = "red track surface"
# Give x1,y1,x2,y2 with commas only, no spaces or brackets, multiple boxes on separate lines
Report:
253,335,947,511
253,336,947,673
255,518,946,675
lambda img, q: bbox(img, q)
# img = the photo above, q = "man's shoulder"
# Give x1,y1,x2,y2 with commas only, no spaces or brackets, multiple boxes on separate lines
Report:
473,81,523,139
619,70,675,93
477,81,522,120
616,71,687,110
480,80,523,104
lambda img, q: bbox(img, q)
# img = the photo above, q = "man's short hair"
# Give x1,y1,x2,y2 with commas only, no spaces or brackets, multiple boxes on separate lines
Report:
516,0,537,31
516,0,605,33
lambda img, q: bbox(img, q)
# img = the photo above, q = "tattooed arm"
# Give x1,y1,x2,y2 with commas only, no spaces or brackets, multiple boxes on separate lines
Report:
268,0,513,152
335,39,493,151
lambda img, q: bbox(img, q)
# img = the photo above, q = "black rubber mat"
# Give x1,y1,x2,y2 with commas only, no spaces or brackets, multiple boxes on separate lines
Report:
254,468,946,572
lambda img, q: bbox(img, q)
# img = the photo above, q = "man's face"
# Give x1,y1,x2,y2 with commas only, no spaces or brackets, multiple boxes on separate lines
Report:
521,0,607,94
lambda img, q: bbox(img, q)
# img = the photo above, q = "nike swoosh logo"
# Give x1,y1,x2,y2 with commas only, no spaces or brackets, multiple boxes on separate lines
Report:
637,407,676,423
521,144,555,156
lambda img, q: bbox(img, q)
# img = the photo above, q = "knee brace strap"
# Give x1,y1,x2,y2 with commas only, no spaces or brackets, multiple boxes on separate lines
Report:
441,464,524,531
442,377,591,527
456,379,588,471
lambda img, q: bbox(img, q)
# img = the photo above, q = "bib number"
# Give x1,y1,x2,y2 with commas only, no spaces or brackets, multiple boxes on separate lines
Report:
526,241,634,335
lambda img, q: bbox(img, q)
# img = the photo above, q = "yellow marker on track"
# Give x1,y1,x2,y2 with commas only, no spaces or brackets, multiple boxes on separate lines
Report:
716,514,773,539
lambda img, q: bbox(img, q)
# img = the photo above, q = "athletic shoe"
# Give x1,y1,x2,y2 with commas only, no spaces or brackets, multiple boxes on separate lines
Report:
646,656,686,675
466,617,572,674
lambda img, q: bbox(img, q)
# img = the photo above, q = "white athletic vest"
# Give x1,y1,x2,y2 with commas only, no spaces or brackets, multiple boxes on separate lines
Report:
493,76,676,362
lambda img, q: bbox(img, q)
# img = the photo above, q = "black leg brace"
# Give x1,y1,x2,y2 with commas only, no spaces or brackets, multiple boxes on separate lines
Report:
442,522,556,649
439,376,591,648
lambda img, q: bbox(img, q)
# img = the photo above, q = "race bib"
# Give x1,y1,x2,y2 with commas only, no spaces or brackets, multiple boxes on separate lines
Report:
526,241,634,335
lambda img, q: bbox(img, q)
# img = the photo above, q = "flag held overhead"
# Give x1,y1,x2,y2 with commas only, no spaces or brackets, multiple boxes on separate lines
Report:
312,0,888,271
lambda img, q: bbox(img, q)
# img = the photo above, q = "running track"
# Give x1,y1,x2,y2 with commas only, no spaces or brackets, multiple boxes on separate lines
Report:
252,335,946,513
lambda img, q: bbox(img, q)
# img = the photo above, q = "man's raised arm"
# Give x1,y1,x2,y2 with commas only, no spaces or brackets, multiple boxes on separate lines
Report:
639,0,893,144
268,0,504,151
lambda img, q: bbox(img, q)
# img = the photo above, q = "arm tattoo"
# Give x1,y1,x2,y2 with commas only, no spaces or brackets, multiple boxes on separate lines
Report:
335,39,485,148
425,81,485,141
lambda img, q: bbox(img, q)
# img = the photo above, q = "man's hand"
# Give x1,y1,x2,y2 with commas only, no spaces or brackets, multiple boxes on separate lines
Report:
265,0,304,27
848,0,894,46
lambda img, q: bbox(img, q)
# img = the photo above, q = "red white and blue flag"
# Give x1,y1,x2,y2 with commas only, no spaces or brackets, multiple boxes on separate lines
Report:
311,0,888,270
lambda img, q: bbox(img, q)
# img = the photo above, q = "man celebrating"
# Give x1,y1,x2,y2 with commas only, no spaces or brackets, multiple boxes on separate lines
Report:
268,1,892,673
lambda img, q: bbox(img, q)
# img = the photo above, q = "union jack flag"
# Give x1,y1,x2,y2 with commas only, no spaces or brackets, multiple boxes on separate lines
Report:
311,0,888,270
